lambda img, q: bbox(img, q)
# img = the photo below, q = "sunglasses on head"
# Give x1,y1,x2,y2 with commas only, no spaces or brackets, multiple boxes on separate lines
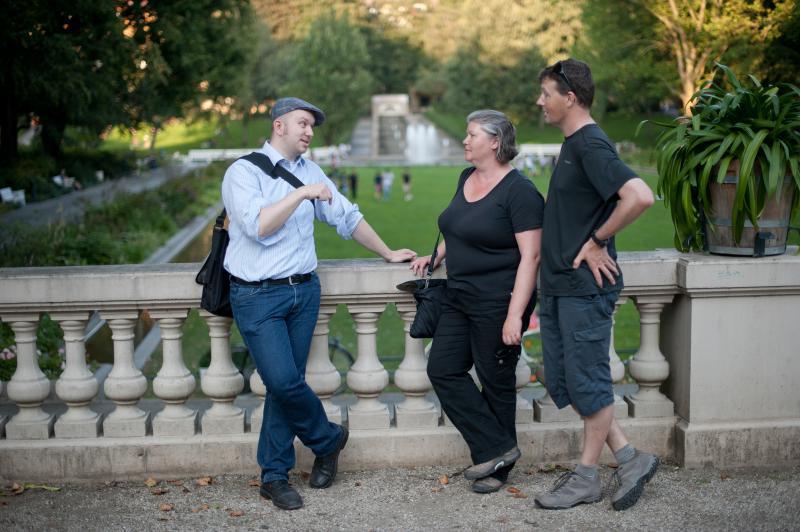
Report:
554,61,575,93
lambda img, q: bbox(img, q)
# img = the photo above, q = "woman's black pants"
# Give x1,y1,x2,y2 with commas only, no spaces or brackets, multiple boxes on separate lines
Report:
427,287,534,481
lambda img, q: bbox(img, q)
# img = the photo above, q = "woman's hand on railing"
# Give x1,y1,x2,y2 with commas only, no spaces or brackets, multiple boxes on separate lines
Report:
410,255,433,277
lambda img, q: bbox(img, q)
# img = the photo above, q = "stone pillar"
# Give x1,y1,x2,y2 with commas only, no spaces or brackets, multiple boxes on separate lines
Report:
151,310,196,437
346,304,390,429
51,312,100,438
515,355,534,424
394,303,438,429
626,295,675,417
199,312,244,434
101,311,148,437
305,304,342,423
609,297,629,419
1,313,54,439
249,370,266,434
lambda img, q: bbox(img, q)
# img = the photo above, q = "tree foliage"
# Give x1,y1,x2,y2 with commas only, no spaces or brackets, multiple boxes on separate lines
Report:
281,11,374,145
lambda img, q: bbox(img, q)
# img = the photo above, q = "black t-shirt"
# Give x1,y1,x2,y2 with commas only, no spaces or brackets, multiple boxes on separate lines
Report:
438,167,545,295
540,124,637,296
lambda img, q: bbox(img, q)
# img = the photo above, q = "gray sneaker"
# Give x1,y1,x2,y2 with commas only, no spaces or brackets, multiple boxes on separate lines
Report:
611,451,660,511
534,471,602,510
471,476,505,494
464,446,521,480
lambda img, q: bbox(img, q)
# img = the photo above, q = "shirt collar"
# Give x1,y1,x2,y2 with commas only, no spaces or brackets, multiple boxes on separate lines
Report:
262,141,306,170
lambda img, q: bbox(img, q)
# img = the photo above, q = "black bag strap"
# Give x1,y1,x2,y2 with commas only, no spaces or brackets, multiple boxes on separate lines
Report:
423,167,473,286
240,152,312,202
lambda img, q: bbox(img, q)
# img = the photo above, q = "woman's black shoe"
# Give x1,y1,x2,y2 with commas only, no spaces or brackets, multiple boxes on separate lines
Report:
260,480,303,510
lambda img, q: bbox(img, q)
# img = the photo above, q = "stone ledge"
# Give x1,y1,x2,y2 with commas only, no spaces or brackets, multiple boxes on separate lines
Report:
0,418,675,482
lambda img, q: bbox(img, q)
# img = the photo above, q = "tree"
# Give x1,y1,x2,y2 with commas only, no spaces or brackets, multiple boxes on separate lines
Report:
281,11,374,146
119,0,258,149
0,0,133,160
633,0,793,111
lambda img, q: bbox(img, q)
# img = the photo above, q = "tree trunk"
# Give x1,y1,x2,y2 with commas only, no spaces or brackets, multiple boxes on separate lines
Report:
40,119,65,159
149,125,159,151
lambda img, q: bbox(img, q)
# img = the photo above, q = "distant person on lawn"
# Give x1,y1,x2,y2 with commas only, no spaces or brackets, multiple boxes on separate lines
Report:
222,96,416,511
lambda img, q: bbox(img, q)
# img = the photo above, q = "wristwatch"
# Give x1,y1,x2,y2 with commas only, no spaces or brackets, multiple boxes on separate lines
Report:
590,230,609,248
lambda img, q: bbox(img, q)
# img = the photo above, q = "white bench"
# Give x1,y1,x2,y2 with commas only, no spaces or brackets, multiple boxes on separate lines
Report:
0,186,26,206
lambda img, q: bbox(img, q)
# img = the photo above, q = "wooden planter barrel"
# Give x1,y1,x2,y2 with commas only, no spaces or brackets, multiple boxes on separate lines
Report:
706,170,796,256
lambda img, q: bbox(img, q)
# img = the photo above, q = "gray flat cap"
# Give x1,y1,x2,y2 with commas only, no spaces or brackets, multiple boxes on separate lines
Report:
271,97,326,126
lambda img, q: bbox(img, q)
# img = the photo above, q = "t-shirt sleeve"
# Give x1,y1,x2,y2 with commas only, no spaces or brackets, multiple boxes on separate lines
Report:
579,134,638,201
508,177,545,233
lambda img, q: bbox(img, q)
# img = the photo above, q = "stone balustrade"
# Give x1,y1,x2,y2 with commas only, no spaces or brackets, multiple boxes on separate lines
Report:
1,250,799,481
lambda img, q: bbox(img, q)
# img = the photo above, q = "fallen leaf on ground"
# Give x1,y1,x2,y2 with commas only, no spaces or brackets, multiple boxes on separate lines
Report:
191,503,210,513
167,480,184,486
438,475,449,485
150,488,169,495
512,492,528,499
720,471,730,480
182,487,191,494
159,503,174,512
431,487,442,493
247,479,261,487
354,481,361,487
144,477,158,488
195,477,213,486
229,510,244,517
23,484,60,492
300,471,310,481
506,486,521,494
10,483,24,495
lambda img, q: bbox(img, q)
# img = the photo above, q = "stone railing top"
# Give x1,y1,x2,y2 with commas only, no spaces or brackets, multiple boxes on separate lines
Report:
0,253,686,314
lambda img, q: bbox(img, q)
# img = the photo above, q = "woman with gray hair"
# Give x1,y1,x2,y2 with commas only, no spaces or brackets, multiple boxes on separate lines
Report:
410,110,545,493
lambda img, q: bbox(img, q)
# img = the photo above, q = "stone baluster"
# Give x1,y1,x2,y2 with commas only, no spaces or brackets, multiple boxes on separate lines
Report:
0,378,5,438
394,303,438,429
199,312,244,434
305,304,342,424
151,310,196,436
345,304,390,429
101,311,148,437
514,355,534,424
249,370,266,434
1,313,54,439
533,364,580,422
626,295,675,417
609,297,629,419
51,312,100,438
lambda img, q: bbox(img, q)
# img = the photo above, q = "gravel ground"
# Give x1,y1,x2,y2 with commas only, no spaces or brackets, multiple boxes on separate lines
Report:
1,463,798,531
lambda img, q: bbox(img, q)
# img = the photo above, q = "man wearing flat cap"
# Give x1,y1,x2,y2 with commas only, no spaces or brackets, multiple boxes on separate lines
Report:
222,97,416,510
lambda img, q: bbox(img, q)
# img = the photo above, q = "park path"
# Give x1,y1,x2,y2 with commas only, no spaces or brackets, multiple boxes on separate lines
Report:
1,463,798,530
0,161,204,230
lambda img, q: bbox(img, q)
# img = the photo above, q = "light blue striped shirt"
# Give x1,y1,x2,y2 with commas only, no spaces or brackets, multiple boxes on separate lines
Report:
221,141,364,281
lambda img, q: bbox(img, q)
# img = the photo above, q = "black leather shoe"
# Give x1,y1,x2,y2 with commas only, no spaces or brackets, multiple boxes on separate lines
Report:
259,480,303,510
309,425,349,489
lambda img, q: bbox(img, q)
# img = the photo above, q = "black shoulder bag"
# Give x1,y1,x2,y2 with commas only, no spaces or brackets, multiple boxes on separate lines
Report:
396,232,447,338
195,152,311,317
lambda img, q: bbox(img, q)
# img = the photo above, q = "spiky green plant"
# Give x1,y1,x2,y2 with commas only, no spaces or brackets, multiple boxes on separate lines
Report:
639,63,800,251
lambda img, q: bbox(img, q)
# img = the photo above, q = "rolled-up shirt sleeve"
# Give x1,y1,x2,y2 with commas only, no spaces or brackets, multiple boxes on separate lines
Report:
222,162,271,242
314,173,364,239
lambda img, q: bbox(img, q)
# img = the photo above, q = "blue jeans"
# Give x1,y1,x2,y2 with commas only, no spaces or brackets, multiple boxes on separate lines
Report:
230,274,341,484
539,292,618,417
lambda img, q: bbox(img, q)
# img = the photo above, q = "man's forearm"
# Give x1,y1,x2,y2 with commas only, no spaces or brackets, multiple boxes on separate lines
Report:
257,189,307,238
595,178,654,240
351,219,391,260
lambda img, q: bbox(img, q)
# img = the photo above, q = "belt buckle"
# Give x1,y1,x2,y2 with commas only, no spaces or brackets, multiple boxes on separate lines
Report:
288,274,299,286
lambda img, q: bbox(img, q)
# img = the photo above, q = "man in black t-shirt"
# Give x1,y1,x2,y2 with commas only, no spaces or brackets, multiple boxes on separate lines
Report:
532,59,658,512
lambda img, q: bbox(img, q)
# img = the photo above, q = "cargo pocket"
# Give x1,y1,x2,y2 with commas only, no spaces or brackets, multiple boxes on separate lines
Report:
572,321,611,367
